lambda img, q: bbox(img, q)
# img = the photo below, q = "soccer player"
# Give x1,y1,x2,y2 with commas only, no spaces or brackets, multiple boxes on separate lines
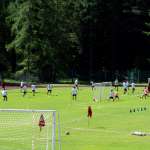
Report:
123,81,127,94
20,81,24,92
141,86,148,99
1,88,7,101
31,84,36,96
109,89,114,101
114,90,119,100
47,83,52,95
74,79,79,89
72,86,78,100
22,84,27,97
126,80,129,90
131,82,135,94
114,78,119,91
90,81,95,90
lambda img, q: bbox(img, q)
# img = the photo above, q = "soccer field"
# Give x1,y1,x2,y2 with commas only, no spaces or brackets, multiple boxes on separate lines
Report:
0,86,150,150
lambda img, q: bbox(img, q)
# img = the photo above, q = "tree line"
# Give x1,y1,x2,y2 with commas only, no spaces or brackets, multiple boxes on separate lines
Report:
0,0,150,82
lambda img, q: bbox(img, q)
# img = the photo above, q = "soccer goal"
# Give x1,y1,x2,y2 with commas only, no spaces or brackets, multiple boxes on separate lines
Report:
0,109,61,150
93,82,112,101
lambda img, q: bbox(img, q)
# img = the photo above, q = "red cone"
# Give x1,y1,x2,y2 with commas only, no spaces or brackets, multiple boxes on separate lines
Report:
39,114,45,131
88,106,92,118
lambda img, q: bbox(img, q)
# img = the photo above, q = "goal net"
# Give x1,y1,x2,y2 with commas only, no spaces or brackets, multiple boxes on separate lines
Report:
0,109,61,150
93,82,112,101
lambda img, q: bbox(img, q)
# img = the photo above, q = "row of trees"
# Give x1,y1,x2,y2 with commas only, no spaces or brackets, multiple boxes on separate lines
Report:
0,0,150,81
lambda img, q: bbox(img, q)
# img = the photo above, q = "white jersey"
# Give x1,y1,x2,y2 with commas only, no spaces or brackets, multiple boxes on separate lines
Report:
72,87,77,95
47,84,52,90
114,79,118,85
20,81,24,87
75,80,78,85
23,85,27,91
31,85,36,90
2,90,7,96
123,82,126,88
131,83,135,88
91,81,94,87
126,81,129,87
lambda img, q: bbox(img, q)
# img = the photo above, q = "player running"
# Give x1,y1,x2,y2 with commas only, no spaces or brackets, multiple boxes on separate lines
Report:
141,86,148,99
47,83,52,95
90,81,95,90
31,84,36,96
74,79,79,89
131,82,135,94
109,89,115,101
126,80,129,90
20,81,24,92
123,81,127,94
2,88,7,101
72,86,78,100
22,84,27,97
114,78,119,91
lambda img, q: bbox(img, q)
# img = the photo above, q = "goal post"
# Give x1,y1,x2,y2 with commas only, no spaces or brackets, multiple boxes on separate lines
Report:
0,109,61,150
148,78,150,84
93,82,112,101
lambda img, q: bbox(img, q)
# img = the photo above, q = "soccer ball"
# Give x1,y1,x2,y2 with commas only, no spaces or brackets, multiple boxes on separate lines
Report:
65,131,70,135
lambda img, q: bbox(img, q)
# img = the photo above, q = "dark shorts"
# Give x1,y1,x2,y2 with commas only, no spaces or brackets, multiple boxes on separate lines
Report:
23,91,27,94
109,96,114,99
72,94,77,96
32,90,35,92
124,88,127,91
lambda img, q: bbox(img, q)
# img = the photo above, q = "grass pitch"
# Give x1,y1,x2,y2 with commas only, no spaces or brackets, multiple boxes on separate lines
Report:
0,86,150,150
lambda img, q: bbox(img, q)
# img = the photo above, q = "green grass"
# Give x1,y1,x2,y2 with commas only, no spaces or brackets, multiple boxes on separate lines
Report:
0,86,150,150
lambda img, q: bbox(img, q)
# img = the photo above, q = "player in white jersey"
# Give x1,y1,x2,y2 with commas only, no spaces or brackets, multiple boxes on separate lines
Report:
72,86,78,100
90,81,95,90
126,80,129,90
31,84,36,96
22,84,27,97
1,88,7,101
74,79,79,89
20,81,24,92
131,82,135,94
123,81,127,94
109,89,115,101
47,84,52,95
114,78,119,91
